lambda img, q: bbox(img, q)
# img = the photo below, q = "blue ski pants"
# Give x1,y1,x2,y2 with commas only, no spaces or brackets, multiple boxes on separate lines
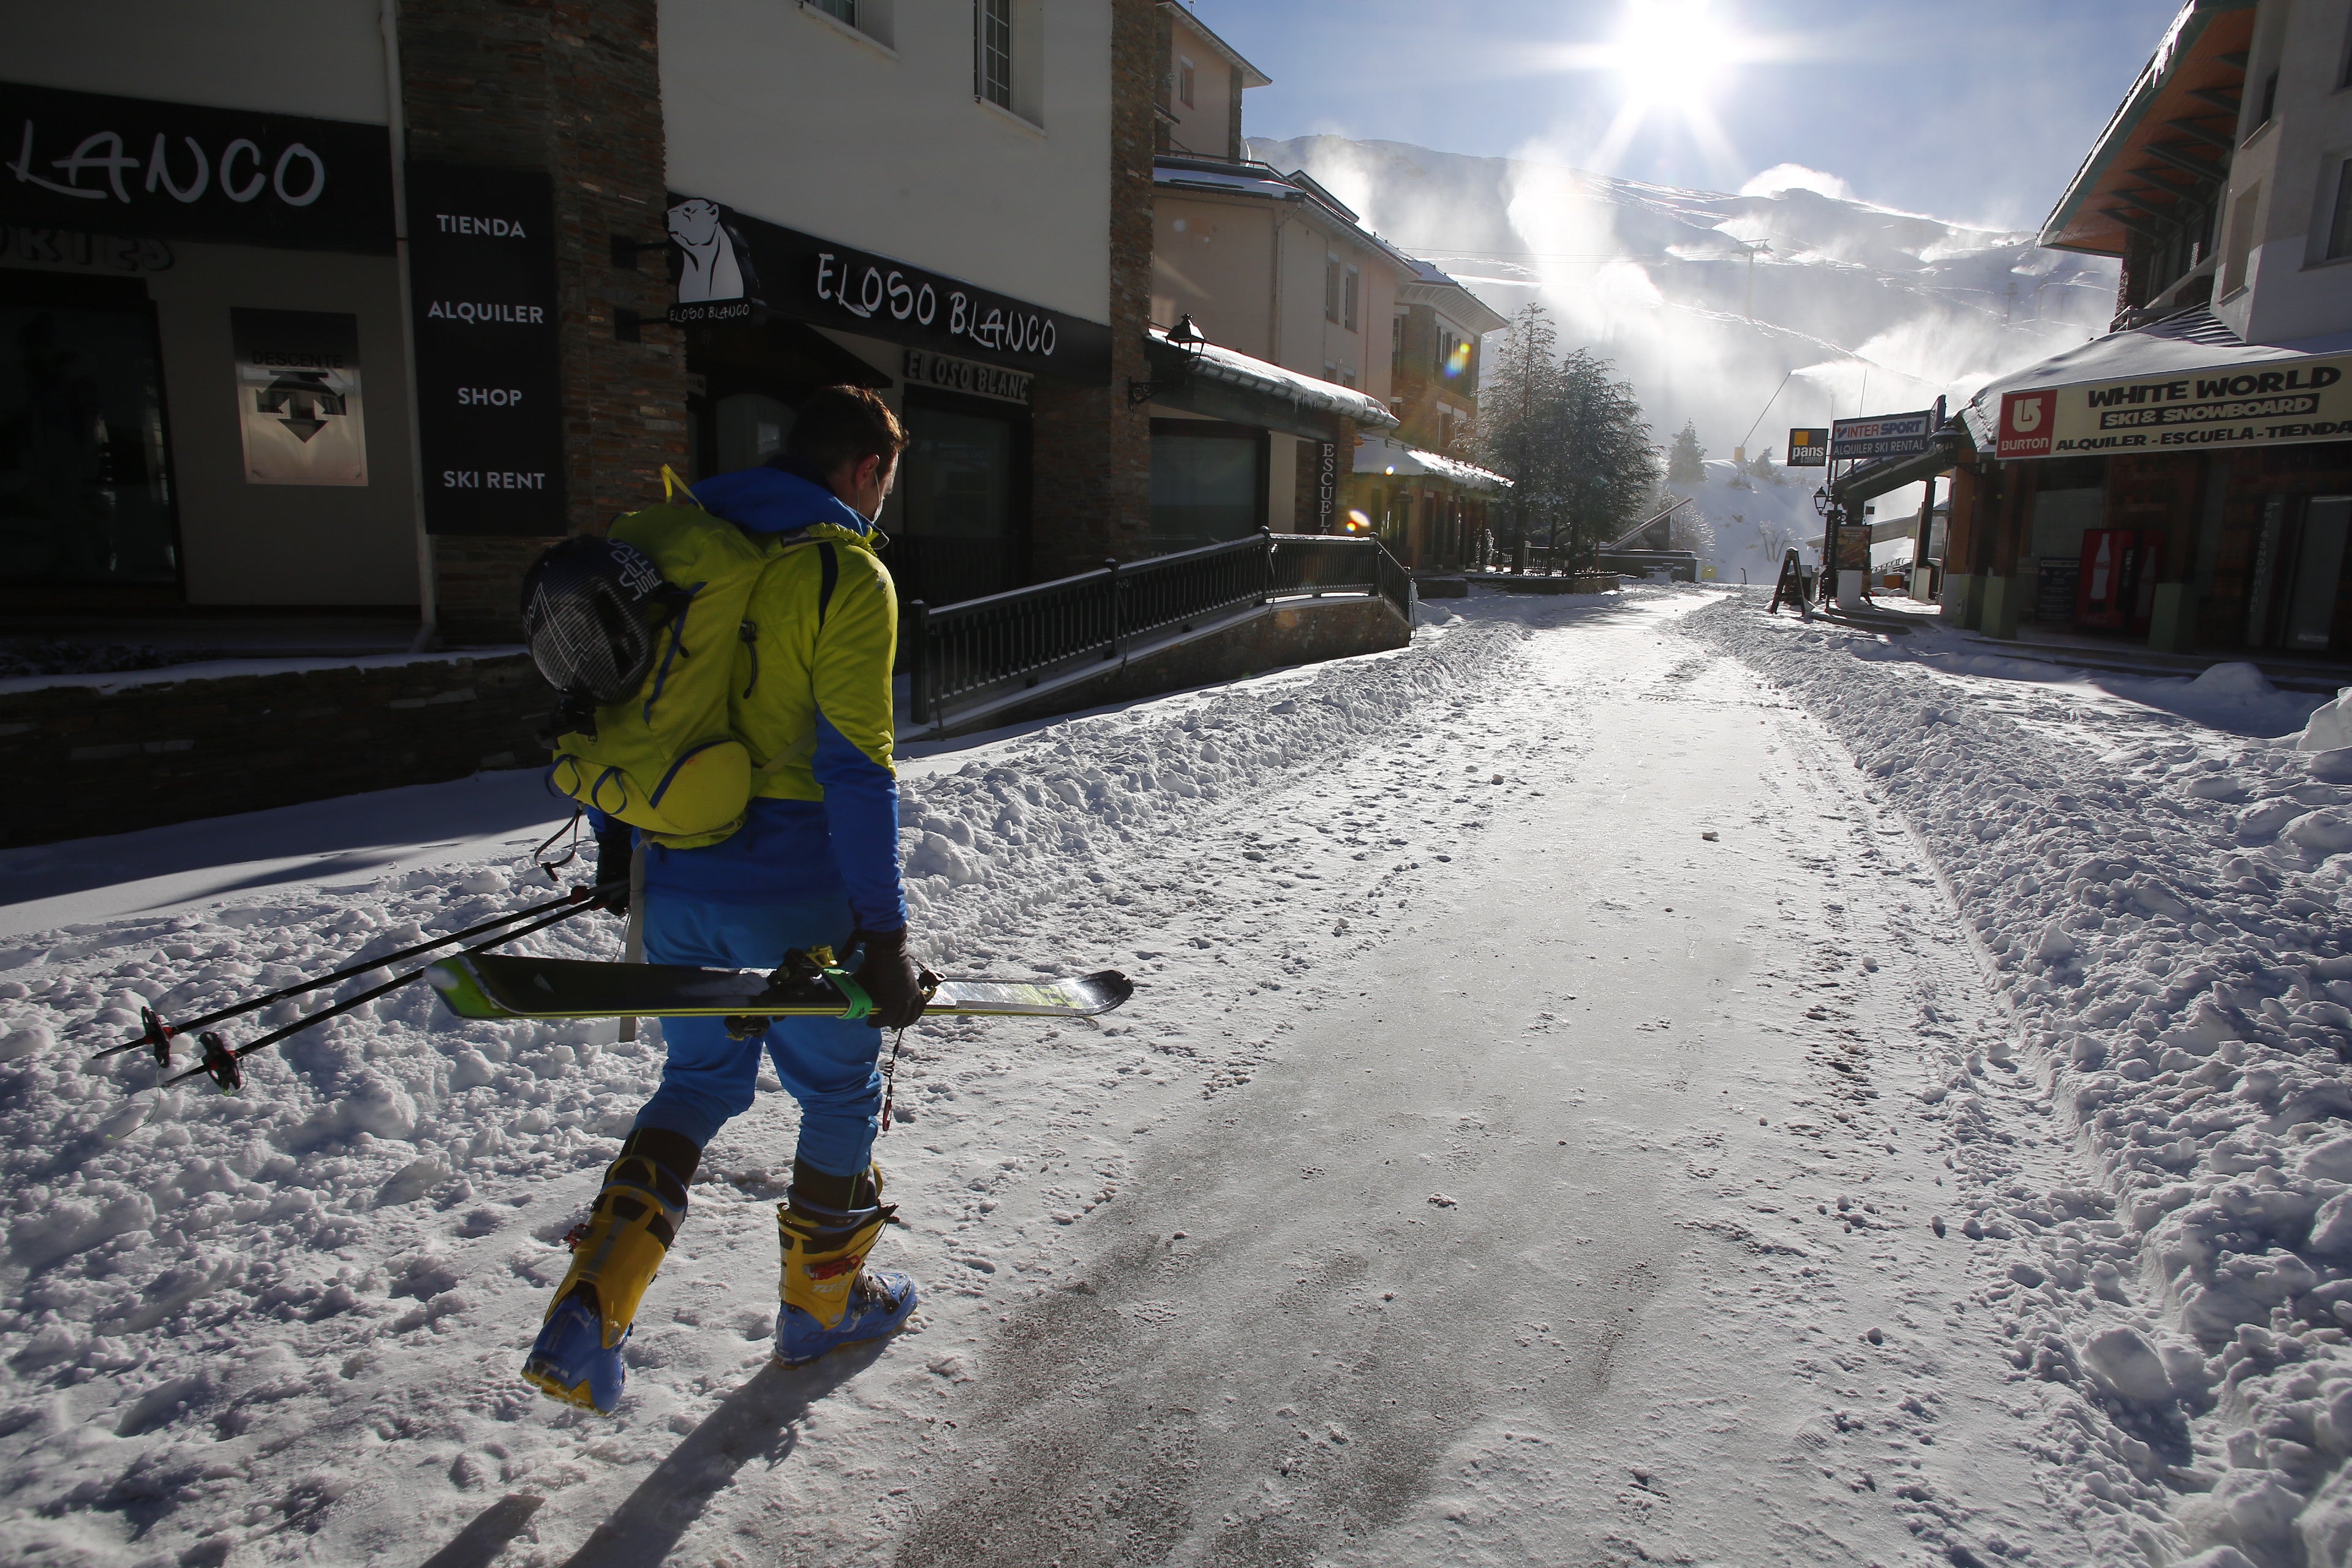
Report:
630,890,883,1177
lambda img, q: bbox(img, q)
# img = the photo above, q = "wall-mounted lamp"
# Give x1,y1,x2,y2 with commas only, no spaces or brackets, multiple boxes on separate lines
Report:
1128,314,1207,407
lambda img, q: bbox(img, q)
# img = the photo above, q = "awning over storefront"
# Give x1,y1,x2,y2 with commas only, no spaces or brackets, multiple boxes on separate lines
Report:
1963,308,2352,460
1145,327,1398,439
1352,435,1510,494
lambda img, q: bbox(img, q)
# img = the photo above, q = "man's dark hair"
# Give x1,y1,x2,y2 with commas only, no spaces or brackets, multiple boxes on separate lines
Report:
782,385,907,476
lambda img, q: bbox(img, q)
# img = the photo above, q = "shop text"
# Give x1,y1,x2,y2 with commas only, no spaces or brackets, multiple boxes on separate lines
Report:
815,252,1058,358
423,300,546,325
432,213,528,237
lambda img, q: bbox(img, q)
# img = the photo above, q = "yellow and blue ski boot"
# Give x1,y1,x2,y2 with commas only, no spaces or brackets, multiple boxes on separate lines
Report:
775,1161,918,1368
523,1128,697,1412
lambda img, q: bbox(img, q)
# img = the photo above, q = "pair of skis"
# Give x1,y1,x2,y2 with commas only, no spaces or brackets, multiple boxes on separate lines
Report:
92,880,1132,1094
429,951,1133,1028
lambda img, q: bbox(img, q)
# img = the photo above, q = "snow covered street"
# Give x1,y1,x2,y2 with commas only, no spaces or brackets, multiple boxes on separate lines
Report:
8,586,2352,1566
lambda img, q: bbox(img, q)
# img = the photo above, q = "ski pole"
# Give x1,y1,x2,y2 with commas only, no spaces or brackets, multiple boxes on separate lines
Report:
93,877,627,1070
159,894,612,1095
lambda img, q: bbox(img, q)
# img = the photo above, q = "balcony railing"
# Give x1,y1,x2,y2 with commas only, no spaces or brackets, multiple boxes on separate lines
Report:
906,530,1414,728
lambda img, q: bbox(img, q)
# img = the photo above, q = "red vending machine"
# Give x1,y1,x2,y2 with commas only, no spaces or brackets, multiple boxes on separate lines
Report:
2076,529,2162,634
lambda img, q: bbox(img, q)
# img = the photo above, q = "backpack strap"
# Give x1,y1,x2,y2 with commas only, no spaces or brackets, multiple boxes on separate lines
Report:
817,543,839,630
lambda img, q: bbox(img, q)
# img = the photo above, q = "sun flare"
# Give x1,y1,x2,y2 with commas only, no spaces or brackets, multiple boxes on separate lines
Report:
1610,0,1742,106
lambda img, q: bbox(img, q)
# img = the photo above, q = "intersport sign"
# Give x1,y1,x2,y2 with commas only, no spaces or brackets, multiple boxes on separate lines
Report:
1998,354,2352,459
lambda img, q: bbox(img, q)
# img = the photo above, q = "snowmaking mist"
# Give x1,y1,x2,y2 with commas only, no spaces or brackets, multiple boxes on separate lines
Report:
1249,134,2119,575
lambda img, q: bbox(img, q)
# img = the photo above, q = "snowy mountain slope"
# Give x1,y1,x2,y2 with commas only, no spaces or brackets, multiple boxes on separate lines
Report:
1250,135,2117,479
1665,454,1829,584
1693,594,2352,1564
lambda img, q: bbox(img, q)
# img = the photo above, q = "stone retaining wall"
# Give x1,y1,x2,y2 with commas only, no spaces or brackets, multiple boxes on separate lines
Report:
2,655,551,848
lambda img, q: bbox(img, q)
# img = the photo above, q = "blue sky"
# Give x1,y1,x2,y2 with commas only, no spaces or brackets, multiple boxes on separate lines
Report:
1191,0,2184,233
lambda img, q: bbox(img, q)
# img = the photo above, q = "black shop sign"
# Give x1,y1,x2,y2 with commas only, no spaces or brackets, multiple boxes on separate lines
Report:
660,196,1112,383
405,163,565,536
0,81,392,253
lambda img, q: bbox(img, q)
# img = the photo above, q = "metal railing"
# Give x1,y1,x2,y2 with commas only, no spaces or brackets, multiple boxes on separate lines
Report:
907,530,1413,726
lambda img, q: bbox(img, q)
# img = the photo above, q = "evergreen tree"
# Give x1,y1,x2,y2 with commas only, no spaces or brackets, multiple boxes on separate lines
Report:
1551,348,1660,570
1474,306,1660,572
1476,303,1563,571
1667,421,1706,484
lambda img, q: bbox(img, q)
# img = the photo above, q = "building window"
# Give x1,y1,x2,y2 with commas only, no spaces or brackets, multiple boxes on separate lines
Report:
978,0,1012,110
1391,314,1403,375
1178,56,1195,108
2329,159,2352,262
2256,71,2278,134
1324,255,1340,324
807,0,894,48
1343,265,1359,332
2222,181,2262,295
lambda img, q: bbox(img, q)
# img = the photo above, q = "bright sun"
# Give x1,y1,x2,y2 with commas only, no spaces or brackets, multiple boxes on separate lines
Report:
1609,1,1741,106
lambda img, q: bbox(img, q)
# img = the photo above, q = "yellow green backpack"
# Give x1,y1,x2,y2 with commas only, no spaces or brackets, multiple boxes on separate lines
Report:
521,471,835,849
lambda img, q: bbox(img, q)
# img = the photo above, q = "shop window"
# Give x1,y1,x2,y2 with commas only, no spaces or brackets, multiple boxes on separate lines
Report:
715,393,793,474
899,398,1025,606
2285,499,2350,652
1149,421,1264,554
1343,266,1359,332
2240,496,2352,653
0,273,178,589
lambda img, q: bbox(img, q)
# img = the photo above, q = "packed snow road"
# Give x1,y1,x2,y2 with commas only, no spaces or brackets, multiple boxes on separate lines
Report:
2,586,2258,1567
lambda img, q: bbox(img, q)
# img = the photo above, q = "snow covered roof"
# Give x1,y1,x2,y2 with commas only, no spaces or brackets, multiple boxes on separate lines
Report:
1396,258,1509,336
2040,1,2254,256
1153,157,1420,273
1961,307,2352,446
1160,2,1271,89
1154,326,1400,431
1352,435,1510,492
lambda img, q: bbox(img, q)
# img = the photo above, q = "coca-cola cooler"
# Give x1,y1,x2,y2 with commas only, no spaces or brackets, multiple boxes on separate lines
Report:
2075,529,2162,634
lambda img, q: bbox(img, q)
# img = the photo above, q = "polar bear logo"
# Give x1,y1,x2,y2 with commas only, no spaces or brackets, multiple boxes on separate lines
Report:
668,199,745,304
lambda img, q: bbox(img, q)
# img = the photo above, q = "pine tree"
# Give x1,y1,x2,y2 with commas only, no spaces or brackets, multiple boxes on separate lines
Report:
1474,304,1660,573
1667,421,1706,484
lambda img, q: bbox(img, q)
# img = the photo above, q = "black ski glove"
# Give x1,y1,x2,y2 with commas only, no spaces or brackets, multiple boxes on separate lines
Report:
851,927,933,1030
595,823,635,916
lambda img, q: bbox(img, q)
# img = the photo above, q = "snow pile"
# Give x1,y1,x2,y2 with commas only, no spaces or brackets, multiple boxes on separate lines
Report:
1692,592,2352,1565
0,601,1540,1564
2294,686,2352,756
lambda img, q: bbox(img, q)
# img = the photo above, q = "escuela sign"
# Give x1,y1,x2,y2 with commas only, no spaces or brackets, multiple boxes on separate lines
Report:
1998,355,2352,459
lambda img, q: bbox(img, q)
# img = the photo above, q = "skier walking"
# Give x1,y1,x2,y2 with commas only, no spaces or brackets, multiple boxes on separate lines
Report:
522,385,931,1412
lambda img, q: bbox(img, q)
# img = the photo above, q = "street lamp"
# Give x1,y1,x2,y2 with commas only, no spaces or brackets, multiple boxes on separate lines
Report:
1128,314,1208,406
1812,485,1830,517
